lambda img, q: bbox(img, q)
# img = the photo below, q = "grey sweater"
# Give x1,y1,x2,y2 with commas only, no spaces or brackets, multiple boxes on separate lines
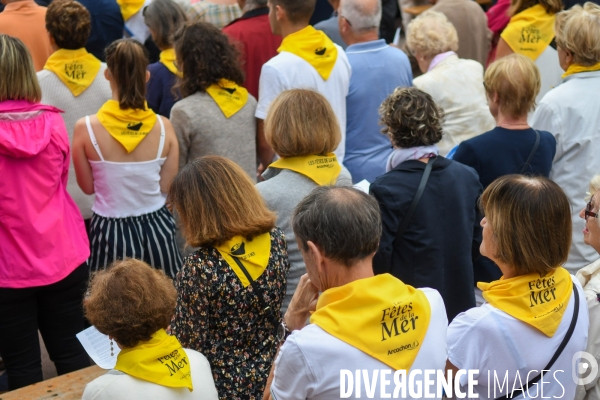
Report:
170,92,257,178
256,167,353,310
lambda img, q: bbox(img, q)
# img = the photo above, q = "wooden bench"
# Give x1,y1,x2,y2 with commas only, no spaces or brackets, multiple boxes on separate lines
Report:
0,366,105,400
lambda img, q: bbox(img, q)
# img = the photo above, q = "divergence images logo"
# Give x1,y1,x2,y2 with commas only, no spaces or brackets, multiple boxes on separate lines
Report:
572,351,599,385
231,242,246,256
315,47,327,56
223,87,237,95
127,122,143,131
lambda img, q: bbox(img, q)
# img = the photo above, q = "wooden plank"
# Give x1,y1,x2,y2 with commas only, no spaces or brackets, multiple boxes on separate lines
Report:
0,366,105,400
403,4,433,16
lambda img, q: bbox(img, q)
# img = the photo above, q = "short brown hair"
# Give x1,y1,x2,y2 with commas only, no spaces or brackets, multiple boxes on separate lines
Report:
173,22,244,98
480,175,572,276
509,0,562,16
484,53,540,119
555,3,600,66
0,35,41,103
84,259,177,348
270,0,316,24
379,87,444,148
143,0,187,50
46,0,91,50
265,89,341,158
169,156,276,248
105,39,149,110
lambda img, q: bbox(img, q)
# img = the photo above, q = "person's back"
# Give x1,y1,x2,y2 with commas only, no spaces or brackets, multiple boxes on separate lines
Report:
0,0,53,71
78,0,124,61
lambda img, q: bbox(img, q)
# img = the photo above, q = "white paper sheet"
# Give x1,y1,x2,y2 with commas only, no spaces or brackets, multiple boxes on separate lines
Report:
353,179,371,194
76,326,121,369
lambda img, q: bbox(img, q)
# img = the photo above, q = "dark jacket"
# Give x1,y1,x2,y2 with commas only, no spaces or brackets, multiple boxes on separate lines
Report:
370,157,482,321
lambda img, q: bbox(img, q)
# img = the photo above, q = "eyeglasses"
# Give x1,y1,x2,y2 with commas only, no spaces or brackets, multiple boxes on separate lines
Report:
585,200,598,220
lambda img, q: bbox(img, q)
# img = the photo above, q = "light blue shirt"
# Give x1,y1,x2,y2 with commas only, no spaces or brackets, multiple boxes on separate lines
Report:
344,39,413,183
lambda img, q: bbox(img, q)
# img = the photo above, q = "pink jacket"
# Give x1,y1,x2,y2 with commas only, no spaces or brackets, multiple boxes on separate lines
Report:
0,100,89,288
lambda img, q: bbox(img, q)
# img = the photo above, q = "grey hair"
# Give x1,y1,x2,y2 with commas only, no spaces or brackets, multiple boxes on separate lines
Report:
292,186,382,267
245,0,268,10
340,0,382,32
143,0,187,49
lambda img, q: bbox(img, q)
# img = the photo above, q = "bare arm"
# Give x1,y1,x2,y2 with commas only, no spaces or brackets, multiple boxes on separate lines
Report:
72,118,95,195
493,38,514,62
257,118,275,177
159,116,180,194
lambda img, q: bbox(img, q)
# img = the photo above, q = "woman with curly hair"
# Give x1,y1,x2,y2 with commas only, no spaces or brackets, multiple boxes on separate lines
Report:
170,22,257,178
370,87,483,321
82,259,219,400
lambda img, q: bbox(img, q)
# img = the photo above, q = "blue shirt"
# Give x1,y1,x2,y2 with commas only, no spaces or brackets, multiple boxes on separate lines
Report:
79,0,124,62
344,39,412,183
147,62,180,117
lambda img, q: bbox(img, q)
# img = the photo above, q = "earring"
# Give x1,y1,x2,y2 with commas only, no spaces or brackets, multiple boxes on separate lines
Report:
110,340,114,357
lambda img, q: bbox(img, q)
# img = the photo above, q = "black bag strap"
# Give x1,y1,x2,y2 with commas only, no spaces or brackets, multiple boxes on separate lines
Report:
231,256,273,317
495,282,580,400
392,156,437,251
520,130,541,174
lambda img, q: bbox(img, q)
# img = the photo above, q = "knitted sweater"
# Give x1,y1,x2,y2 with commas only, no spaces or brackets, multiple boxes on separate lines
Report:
37,63,112,219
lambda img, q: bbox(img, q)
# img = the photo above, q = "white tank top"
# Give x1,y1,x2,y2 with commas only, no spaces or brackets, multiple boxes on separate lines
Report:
86,116,167,218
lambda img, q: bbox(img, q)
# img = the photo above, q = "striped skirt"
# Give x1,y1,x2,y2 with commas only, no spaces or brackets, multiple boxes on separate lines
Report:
88,206,183,278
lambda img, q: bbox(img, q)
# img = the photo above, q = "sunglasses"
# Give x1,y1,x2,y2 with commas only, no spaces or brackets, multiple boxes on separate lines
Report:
585,200,598,220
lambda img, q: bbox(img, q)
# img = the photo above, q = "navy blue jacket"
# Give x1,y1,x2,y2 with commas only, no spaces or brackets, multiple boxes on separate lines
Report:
147,62,180,117
78,0,124,61
371,157,483,321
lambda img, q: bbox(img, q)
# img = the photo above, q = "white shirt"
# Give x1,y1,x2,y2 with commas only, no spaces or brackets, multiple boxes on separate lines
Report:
530,71,600,273
534,46,563,105
255,46,351,162
413,55,495,155
448,276,589,399
82,349,219,400
270,288,448,400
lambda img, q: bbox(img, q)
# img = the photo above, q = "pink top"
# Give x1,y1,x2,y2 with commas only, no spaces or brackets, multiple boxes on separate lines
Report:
0,100,89,288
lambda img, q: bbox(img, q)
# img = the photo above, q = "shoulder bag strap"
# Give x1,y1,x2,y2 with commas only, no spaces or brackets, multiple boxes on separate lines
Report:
231,257,273,316
495,282,580,400
520,130,541,174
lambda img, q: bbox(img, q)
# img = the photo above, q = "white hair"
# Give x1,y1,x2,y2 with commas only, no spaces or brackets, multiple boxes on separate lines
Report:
339,0,382,32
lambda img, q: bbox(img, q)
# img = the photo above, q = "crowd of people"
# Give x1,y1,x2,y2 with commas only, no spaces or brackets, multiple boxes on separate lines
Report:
1,0,600,399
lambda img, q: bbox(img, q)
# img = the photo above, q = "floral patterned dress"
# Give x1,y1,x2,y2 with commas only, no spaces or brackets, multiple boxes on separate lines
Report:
170,227,289,399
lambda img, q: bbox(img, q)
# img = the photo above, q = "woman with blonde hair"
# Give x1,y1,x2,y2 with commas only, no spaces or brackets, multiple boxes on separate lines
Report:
169,155,290,399
83,259,219,399
0,34,90,390
531,3,600,274
493,0,563,101
72,39,182,278
447,175,588,398
407,10,495,155
256,89,352,310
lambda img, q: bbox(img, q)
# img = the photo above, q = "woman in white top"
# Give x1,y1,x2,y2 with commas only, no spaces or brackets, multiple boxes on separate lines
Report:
83,259,218,400
72,39,182,278
407,10,495,155
447,175,589,399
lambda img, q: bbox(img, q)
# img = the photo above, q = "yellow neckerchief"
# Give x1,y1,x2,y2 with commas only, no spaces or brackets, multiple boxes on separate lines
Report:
278,25,338,81
114,329,193,391
97,100,157,153
477,267,573,337
116,0,145,21
205,79,249,119
310,274,431,371
43,48,102,97
159,48,182,78
562,62,600,78
269,154,341,186
215,232,271,287
500,4,556,61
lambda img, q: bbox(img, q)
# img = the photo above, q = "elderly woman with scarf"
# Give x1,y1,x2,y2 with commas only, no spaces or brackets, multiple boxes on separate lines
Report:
370,87,483,322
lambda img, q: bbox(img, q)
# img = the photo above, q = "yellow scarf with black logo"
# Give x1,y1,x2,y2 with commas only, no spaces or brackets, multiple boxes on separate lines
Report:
278,26,338,81
159,48,182,78
501,4,556,61
311,274,431,371
562,62,600,78
478,267,573,337
117,0,145,21
270,154,341,186
114,329,193,391
97,100,157,153
215,232,271,287
206,79,249,119
43,48,101,97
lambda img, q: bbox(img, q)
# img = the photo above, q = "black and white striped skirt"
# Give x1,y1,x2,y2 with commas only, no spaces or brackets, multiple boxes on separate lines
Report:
88,206,183,278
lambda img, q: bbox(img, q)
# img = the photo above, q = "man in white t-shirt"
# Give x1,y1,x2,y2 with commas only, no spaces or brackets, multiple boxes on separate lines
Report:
263,187,448,400
255,0,351,171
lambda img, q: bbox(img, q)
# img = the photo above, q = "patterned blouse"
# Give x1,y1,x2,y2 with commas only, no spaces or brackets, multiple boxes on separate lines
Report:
170,227,289,400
